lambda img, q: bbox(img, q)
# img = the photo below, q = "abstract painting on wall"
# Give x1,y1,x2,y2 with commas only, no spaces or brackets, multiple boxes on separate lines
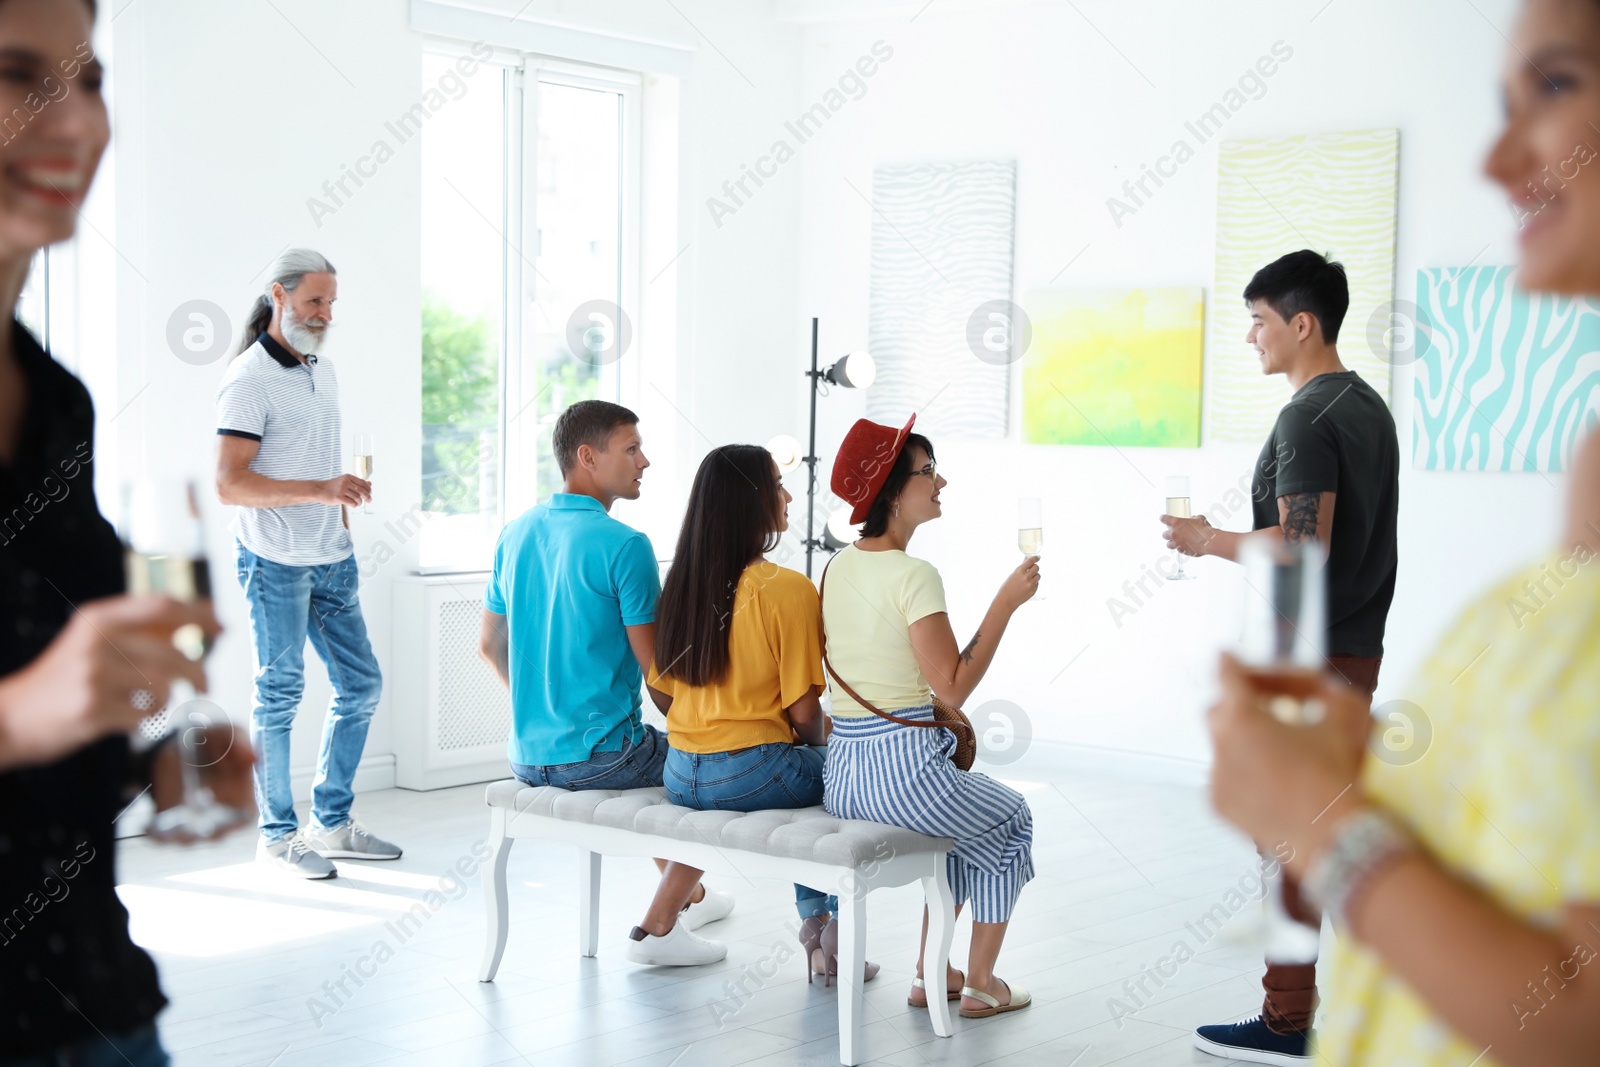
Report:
1414,265,1600,472
1021,288,1204,448
866,160,1016,439
1210,128,1400,443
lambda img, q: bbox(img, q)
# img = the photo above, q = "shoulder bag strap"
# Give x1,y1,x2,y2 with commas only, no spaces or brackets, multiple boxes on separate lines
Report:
819,555,945,732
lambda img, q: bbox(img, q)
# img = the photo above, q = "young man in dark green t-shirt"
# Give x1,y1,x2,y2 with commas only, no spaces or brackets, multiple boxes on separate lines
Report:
1162,250,1400,1065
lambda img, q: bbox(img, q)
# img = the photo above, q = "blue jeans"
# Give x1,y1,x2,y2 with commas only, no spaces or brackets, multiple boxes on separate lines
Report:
236,543,382,843
665,743,837,919
512,724,668,790
2,1026,167,1067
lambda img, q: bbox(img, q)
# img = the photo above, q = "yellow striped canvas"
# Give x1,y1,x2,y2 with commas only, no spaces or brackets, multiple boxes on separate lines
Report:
1209,129,1399,443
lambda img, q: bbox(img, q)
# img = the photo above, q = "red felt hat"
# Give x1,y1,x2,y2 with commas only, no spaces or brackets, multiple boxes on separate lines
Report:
831,413,917,525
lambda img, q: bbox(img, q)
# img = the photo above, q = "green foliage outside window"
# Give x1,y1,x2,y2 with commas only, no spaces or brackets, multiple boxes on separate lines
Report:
421,293,496,515
422,291,607,511
534,357,601,498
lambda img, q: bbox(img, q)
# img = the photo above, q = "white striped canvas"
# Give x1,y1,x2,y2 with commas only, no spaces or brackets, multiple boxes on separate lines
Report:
1209,129,1399,443
866,160,1016,439
1414,265,1600,472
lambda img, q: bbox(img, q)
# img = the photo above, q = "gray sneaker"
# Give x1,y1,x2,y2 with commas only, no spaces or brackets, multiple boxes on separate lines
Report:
257,834,337,879
305,819,402,861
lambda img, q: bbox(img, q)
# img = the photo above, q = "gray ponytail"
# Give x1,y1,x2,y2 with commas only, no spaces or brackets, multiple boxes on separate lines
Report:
234,248,337,356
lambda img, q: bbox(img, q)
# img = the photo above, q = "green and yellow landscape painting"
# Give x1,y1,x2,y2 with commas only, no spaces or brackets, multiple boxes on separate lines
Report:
1022,288,1205,448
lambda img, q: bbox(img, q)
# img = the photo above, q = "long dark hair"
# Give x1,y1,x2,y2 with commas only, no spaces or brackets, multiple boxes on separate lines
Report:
654,445,786,687
858,432,934,538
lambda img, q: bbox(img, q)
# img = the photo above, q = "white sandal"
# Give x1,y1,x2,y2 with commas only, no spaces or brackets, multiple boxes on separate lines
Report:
959,979,1031,1018
907,971,964,1006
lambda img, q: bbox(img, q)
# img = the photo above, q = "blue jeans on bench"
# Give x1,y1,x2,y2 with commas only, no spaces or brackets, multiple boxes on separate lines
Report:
512,724,669,791
665,742,837,919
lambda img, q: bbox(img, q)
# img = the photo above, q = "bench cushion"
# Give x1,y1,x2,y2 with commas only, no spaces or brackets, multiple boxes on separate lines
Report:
485,780,951,868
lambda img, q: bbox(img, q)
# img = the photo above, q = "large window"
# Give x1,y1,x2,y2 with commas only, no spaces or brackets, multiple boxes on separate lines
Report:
420,51,507,568
527,79,624,496
419,49,637,570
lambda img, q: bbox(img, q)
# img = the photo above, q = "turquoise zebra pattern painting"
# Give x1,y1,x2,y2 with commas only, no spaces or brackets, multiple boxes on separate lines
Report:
867,160,1016,439
1414,265,1600,472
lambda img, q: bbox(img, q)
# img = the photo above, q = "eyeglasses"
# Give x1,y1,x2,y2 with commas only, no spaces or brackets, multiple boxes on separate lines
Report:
911,461,938,479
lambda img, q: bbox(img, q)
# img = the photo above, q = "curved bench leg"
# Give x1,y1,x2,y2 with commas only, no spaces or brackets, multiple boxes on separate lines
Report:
578,850,602,958
479,807,513,982
836,881,868,1066
921,856,955,1038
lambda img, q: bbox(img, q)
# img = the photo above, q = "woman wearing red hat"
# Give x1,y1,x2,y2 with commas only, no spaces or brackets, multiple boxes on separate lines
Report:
820,414,1040,1019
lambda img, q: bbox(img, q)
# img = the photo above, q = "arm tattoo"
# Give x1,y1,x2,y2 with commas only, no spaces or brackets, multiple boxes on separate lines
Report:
960,632,981,665
1282,491,1321,544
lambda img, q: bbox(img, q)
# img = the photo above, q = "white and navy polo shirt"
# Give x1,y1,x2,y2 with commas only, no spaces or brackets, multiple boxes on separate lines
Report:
216,333,353,567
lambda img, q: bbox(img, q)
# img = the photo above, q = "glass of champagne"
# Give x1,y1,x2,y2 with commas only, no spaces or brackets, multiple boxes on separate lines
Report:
353,432,374,515
122,478,248,841
1237,538,1326,718
1164,476,1196,580
1238,537,1327,965
1018,496,1044,601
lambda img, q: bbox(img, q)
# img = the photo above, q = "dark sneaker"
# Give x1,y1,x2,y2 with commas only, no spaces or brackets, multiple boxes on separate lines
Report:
1194,1016,1309,1065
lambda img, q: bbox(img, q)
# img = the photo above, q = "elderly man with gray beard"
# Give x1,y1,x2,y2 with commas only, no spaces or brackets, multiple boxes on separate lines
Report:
215,248,400,879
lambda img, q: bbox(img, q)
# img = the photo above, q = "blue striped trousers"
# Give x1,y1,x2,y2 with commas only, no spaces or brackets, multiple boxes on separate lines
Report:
823,705,1034,923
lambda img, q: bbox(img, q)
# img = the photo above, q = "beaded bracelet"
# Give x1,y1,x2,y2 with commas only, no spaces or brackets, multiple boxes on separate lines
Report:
1302,807,1415,929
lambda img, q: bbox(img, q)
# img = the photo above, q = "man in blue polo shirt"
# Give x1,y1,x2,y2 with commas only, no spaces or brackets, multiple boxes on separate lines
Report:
479,400,733,967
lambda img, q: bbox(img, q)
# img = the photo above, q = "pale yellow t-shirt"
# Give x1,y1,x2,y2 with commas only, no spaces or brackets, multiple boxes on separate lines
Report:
819,545,948,718
1315,548,1600,1066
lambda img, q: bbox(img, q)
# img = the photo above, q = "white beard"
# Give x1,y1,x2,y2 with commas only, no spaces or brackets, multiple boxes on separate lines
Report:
282,304,331,356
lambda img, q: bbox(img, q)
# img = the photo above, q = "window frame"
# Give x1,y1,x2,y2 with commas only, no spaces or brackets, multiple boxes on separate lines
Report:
421,38,644,564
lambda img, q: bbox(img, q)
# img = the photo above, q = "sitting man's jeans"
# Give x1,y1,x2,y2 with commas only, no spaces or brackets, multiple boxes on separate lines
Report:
4,1026,168,1067
512,724,669,791
237,543,383,844
666,742,836,919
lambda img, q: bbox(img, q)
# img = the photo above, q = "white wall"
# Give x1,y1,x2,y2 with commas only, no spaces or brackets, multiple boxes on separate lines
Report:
783,0,1558,768
104,0,803,791
98,0,1560,788
109,0,428,790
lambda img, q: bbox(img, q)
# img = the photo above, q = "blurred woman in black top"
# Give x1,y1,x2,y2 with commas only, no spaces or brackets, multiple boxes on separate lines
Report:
0,1,246,1063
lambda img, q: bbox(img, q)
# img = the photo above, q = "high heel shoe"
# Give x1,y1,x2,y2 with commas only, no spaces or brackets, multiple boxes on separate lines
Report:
812,916,880,988
797,915,828,986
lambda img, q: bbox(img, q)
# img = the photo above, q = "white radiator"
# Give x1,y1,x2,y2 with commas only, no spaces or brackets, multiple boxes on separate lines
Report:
392,573,513,790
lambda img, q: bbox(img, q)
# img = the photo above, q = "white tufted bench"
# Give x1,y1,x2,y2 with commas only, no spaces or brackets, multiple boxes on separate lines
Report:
478,780,956,1065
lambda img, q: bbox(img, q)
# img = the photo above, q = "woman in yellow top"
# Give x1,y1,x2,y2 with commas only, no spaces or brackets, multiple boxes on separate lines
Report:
1205,2,1600,1063
641,444,879,983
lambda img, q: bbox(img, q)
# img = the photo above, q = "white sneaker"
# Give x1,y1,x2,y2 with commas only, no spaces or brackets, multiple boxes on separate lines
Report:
625,921,727,966
257,834,337,879
682,887,735,931
304,819,402,860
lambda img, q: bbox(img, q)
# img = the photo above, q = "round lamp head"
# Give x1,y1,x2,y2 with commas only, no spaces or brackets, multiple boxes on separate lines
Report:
825,350,876,390
824,505,863,549
765,434,803,474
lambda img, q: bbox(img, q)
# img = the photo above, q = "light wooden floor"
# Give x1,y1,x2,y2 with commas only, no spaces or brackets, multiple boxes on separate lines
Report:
117,771,1277,1066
